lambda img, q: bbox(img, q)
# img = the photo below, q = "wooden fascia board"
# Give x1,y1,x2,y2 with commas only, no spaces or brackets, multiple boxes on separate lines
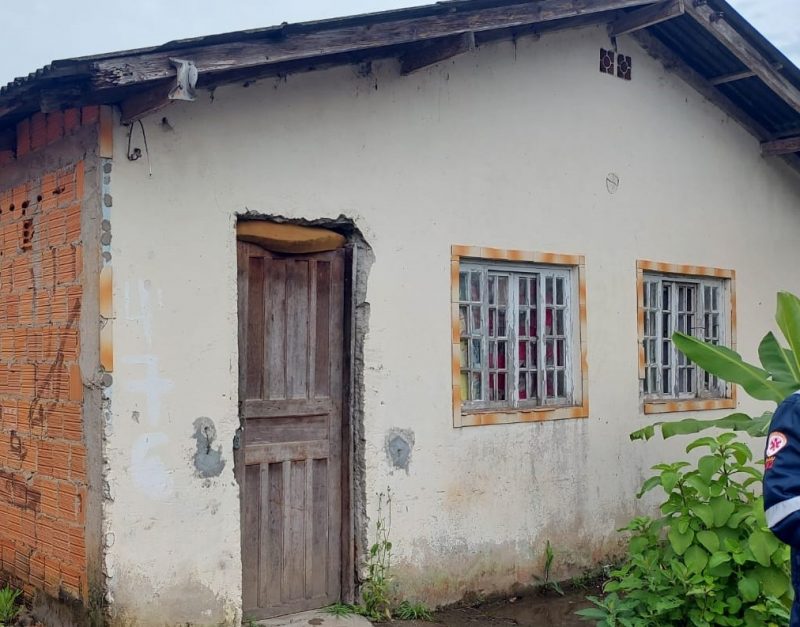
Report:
609,0,684,38
400,32,475,75
684,1,800,114
762,136,800,157
89,0,658,90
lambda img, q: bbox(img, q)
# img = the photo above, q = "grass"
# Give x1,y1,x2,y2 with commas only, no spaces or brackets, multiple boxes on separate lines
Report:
324,602,359,617
394,601,433,621
0,585,21,625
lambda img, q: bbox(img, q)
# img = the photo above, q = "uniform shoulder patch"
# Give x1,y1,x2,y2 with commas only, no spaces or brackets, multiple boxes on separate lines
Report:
766,431,788,457
765,456,776,470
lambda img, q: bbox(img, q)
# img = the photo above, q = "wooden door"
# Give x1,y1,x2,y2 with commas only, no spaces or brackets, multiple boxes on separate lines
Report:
237,242,345,619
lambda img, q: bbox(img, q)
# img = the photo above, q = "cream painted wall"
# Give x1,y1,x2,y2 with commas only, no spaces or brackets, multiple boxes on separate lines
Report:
106,23,800,622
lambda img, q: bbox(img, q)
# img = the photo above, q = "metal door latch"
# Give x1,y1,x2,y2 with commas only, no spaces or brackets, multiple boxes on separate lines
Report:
233,427,243,450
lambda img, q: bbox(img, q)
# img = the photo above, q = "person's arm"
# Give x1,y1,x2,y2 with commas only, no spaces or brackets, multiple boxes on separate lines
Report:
764,393,800,547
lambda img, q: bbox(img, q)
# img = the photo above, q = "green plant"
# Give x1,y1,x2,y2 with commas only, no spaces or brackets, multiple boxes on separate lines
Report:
325,602,358,617
394,600,433,621
632,291,800,442
577,433,791,626
0,585,21,625
534,540,564,596
358,488,394,621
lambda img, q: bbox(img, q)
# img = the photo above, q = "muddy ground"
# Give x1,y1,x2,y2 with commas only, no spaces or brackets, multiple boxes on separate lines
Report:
389,583,598,626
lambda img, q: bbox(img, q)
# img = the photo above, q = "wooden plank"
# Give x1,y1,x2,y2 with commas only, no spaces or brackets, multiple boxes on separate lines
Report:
242,464,261,611
245,415,327,445
120,81,173,123
609,0,684,37
265,463,284,607
245,440,330,465
762,135,800,156
684,1,800,114
314,261,331,398
266,259,287,399
286,260,310,399
340,245,355,604
243,398,331,419
246,255,265,399
400,32,475,75
303,458,314,599
90,0,657,90
311,458,329,598
286,460,306,601
709,68,754,85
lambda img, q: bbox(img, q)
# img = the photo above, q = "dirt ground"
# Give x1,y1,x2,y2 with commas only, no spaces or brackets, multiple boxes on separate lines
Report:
389,585,597,626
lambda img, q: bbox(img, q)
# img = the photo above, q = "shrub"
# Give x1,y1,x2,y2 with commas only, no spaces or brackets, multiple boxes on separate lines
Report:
577,434,791,626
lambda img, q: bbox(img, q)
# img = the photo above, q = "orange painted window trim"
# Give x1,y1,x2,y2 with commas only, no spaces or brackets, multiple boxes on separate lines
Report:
451,245,589,428
636,260,737,415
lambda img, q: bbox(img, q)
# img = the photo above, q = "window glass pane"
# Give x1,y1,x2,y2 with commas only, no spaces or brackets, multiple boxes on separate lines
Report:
459,272,468,301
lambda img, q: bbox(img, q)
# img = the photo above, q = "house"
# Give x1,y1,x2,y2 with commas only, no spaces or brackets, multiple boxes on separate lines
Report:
1,0,800,624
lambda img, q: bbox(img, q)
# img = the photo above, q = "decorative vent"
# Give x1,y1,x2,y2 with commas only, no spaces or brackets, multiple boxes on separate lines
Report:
617,54,632,80
600,48,615,75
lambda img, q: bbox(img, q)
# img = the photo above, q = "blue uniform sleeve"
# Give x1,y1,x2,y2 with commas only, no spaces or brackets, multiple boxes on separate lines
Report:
764,393,800,547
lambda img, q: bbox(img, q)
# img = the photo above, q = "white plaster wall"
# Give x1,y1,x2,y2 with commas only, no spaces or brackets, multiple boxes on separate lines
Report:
107,23,800,621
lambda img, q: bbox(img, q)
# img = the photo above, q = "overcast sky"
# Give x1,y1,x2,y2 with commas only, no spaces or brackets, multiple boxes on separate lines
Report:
2,0,799,85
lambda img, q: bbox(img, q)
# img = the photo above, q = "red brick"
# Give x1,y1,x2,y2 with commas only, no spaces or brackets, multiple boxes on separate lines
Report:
45,112,64,144
30,113,47,151
15,119,31,157
63,109,80,134
80,106,99,126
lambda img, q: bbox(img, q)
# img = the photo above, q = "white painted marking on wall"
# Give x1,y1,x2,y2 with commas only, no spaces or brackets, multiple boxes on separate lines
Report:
124,355,174,427
131,432,175,500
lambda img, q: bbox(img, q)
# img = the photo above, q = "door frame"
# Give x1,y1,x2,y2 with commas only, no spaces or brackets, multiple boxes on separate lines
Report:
234,220,364,609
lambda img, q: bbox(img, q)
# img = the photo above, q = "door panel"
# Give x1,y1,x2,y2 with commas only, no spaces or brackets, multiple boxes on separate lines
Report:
237,242,344,619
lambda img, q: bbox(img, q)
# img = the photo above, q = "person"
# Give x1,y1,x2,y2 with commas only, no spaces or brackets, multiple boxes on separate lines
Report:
763,391,800,626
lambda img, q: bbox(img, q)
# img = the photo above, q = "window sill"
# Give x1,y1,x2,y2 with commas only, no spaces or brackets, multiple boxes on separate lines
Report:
643,398,736,414
455,403,589,427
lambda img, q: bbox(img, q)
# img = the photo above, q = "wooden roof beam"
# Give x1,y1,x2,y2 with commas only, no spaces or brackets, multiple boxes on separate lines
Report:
400,33,474,75
90,0,658,91
684,1,800,114
762,136,800,156
609,0,684,38
709,63,783,86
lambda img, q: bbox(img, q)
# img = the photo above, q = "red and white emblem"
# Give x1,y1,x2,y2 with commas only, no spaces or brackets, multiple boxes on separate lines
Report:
766,431,788,457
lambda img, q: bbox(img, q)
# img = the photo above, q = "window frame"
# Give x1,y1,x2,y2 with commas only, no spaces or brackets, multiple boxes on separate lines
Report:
451,245,588,427
636,260,737,415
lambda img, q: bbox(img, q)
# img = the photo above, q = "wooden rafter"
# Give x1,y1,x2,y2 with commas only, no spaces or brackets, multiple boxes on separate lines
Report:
400,33,475,75
709,64,783,86
684,1,800,114
762,136,800,157
89,0,657,91
609,0,684,38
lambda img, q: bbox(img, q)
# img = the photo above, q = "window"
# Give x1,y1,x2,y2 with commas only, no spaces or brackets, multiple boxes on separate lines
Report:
451,246,587,427
637,261,736,414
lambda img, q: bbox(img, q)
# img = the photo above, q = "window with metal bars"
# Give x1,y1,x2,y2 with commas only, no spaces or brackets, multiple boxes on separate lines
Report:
641,273,728,399
458,261,575,410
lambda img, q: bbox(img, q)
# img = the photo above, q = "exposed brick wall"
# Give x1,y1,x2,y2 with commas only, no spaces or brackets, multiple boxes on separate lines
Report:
0,132,88,601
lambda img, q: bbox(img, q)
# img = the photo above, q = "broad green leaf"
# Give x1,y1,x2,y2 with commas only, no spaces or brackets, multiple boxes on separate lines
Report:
661,470,679,493
696,530,720,553
758,331,800,383
668,526,694,555
708,551,730,568
753,565,790,597
692,503,715,528
698,455,723,482
748,530,780,567
776,292,800,381
686,437,719,453
710,496,735,527
636,476,661,498
672,332,795,403
738,577,759,602
684,545,708,574
629,536,648,555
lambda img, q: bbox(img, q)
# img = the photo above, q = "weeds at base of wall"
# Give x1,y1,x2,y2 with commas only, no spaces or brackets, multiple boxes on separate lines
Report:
325,488,434,623
0,585,21,626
